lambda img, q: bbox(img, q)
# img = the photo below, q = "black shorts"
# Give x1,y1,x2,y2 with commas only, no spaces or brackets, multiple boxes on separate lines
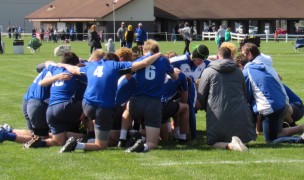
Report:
162,100,179,124
82,101,114,131
112,105,125,130
47,100,82,134
27,99,49,136
129,96,162,128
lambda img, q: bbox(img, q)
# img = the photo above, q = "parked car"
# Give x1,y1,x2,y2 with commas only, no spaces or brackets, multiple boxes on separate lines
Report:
276,28,287,34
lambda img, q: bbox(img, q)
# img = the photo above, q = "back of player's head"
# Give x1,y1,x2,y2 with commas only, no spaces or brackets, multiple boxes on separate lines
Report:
143,39,159,54
61,52,79,65
234,54,248,67
165,51,178,58
220,42,237,58
116,47,133,61
217,46,231,59
104,52,119,62
88,49,105,62
192,44,209,60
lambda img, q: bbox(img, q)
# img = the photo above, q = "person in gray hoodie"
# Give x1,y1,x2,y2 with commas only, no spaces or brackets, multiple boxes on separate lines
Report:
197,46,256,151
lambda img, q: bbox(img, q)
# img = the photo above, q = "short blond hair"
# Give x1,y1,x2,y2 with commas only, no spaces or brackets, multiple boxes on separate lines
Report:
88,49,105,62
143,39,159,54
220,42,237,59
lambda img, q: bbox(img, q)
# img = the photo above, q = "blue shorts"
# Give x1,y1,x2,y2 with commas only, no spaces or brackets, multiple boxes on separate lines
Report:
129,96,162,128
27,99,49,136
82,101,114,131
47,100,82,134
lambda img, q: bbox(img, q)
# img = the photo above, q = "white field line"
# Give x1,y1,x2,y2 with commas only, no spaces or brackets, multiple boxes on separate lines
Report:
142,159,304,166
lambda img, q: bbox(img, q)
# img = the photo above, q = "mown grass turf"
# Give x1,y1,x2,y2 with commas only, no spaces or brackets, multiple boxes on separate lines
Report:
0,36,304,179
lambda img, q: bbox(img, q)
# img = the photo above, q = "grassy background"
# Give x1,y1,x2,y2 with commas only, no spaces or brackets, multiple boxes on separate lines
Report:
1,36,304,179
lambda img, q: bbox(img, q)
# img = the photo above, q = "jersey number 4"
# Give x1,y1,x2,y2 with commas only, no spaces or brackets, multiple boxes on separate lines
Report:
94,66,104,77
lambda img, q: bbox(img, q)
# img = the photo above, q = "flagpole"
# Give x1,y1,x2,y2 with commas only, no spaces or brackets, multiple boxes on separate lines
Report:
113,1,116,42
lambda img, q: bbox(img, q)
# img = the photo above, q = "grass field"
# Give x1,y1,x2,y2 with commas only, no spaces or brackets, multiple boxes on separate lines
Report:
1,36,304,179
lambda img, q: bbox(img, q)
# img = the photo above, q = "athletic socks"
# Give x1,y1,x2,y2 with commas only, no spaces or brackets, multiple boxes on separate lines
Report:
119,129,128,140
143,144,149,152
3,132,17,141
75,142,85,150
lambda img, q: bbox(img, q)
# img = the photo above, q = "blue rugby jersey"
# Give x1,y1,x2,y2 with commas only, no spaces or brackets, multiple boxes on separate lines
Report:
170,52,210,80
161,72,188,103
47,65,78,106
80,59,132,108
133,54,174,98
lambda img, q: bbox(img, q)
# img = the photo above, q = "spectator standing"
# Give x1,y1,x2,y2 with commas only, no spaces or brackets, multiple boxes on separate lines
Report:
32,27,37,37
0,31,3,54
117,22,127,47
7,26,12,38
135,23,147,48
274,30,279,43
88,25,101,54
70,28,76,41
225,28,231,42
178,22,192,54
125,25,134,48
40,27,45,42
216,25,226,48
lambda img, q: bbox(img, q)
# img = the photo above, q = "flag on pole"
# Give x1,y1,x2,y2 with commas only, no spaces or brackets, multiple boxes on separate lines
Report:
113,0,119,4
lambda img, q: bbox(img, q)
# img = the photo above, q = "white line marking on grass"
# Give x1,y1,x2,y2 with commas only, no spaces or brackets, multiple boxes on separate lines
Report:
143,160,304,166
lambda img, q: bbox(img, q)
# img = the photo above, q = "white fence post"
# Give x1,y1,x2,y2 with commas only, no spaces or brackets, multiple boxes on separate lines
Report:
285,33,288,43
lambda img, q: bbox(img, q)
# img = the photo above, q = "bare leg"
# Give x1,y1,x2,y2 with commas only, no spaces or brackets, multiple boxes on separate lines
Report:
83,130,109,150
178,102,189,136
278,124,304,137
108,130,120,146
45,132,67,146
12,129,33,136
256,115,262,135
14,135,33,143
83,139,108,150
145,126,160,149
160,122,169,142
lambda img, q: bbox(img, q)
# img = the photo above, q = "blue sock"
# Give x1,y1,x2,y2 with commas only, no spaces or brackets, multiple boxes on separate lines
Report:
4,132,17,141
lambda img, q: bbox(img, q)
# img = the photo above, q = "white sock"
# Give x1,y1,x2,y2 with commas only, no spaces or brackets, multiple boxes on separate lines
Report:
179,133,186,140
174,128,180,139
141,136,146,142
143,144,149,152
87,138,95,143
75,142,85,150
167,122,172,132
119,130,127,140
